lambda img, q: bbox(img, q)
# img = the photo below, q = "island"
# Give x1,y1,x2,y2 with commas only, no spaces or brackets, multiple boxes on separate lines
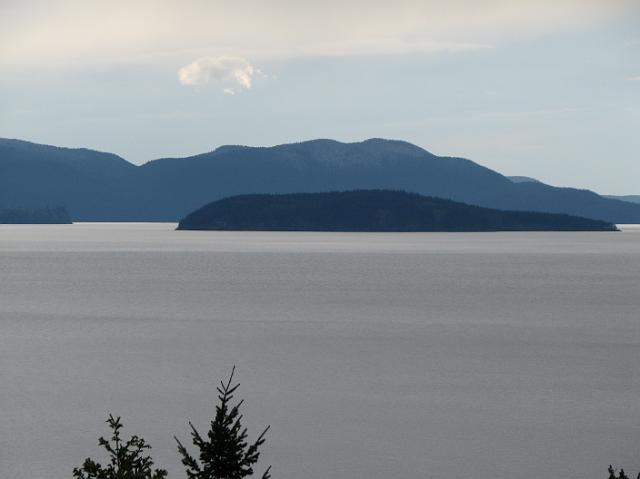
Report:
0,206,72,224
176,190,618,232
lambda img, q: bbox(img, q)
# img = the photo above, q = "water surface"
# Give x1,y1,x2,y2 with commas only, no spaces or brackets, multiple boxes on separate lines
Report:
1,223,639,478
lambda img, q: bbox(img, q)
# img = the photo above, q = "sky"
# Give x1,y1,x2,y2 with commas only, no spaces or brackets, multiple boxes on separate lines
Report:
1,0,639,194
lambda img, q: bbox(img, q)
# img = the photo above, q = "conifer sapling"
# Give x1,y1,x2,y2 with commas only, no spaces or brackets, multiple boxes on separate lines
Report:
175,366,271,479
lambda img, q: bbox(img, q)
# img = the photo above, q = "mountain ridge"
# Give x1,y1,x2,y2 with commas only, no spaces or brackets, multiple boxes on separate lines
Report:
2,137,639,223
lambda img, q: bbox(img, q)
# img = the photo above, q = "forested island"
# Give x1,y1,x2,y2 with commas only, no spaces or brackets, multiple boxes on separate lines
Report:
0,206,72,224
177,190,617,232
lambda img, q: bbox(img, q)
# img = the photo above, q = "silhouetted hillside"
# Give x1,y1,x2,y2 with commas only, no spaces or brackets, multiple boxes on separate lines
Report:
0,206,72,224
0,139,136,220
2,137,639,223
177,190,617,232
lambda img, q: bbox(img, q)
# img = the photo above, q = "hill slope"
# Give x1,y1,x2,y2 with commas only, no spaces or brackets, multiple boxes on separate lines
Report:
2,137,639,223
0,139,136,219
177,190,617,232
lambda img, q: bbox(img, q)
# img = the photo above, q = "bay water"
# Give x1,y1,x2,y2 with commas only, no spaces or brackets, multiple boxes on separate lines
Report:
1,223,639,478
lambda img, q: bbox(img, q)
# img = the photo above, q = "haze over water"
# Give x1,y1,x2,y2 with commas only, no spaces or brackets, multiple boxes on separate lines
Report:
1,223,639,479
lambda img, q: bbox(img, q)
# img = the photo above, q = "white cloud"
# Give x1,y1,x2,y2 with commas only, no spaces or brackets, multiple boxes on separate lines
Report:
628,76,640,81
178,56,254,93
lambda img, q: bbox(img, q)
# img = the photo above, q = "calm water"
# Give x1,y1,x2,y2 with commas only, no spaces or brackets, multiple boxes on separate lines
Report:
1,223,639,479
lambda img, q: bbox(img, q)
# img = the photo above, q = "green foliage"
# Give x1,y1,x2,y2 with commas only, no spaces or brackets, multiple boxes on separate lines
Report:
73,415,167,479
175,367,271,479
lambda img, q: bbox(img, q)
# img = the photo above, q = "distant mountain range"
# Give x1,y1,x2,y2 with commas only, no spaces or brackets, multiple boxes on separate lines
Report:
2,137,639,223
604,195,640,205
507,175,640,210
177,190,617,232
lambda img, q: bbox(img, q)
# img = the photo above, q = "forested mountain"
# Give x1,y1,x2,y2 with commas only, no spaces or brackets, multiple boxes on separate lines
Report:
2,137,639,223
0,139,135,219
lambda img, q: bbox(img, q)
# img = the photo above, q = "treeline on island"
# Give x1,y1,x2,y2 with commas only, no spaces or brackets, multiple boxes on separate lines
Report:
0,206,72,224
177,190,618,232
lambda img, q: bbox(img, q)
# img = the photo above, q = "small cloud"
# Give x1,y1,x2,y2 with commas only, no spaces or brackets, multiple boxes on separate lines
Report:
178,56,255,94
628,76,640,81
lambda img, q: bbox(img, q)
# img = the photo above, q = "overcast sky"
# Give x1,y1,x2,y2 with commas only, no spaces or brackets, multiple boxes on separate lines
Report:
1,0,639,193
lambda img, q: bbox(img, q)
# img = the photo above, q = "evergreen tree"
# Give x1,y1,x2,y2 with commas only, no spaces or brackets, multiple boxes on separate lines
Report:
607,466,637,479
610,465,617,479
175,367,271,479
73,414,167,479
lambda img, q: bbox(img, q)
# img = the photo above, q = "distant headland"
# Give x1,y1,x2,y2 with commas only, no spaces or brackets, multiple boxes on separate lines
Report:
0,207,72,224
176,190,618,232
